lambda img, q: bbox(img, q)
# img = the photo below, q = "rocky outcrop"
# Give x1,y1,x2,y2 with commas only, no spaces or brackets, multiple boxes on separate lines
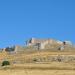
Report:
31,55,75,63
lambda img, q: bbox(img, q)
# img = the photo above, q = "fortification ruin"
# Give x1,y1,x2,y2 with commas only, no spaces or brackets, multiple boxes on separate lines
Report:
26,38,64,49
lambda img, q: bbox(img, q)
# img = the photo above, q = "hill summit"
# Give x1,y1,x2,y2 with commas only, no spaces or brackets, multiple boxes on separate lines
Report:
0,37,74,52
0,37,75,64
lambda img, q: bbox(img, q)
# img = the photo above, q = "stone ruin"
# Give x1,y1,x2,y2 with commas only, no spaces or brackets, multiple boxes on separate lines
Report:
25,38,73,50
0,38,73,53
26,38,64,50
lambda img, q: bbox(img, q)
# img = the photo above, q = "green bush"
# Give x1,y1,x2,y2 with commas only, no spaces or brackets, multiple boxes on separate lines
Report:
2,61,10,66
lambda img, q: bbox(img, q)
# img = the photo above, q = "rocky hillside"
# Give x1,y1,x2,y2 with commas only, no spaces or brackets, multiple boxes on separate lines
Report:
0,38,75,65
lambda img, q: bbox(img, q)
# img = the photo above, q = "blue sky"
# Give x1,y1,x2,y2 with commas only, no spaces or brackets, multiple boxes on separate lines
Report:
0,0,75,48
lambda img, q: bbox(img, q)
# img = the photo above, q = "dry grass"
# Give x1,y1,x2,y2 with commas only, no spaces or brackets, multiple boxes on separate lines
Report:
0,70,75,75
0,49,75,75
1,62,75,70
0,62,75,75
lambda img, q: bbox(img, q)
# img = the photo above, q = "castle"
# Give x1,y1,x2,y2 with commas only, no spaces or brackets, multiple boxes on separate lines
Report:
1,38,72,52
26,38,63,49
26,38,73,50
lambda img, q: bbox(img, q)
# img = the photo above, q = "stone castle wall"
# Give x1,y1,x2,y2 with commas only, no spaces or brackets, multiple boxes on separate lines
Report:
26,38,63,49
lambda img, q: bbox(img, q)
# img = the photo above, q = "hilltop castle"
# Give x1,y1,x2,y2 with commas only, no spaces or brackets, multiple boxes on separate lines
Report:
26,38,72,50
26,38,63,49
0,38,72,53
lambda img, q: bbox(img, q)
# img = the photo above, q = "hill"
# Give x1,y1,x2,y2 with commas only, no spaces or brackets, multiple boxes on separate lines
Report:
0,38,75,75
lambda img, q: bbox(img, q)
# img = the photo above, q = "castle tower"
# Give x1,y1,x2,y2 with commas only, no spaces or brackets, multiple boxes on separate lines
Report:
26,38,35,46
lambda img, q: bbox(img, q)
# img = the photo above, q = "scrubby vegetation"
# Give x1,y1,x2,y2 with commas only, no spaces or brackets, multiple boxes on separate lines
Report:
2,61,10,66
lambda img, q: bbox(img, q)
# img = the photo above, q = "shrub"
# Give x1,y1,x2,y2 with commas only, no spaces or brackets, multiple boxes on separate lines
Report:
33,58,38,62
2,61,10,66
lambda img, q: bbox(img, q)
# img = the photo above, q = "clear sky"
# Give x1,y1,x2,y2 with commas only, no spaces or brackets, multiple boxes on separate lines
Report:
0,0,75,48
